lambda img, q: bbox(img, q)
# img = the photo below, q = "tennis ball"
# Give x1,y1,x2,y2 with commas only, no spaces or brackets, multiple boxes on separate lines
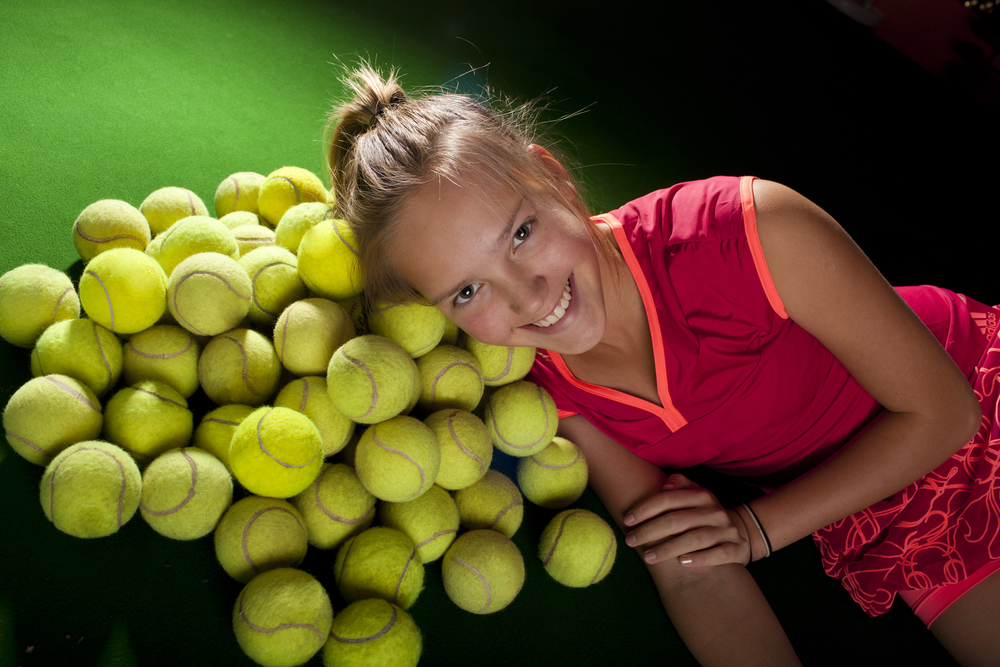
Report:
274,202,334,254
145,234,163,261
484,380,558,457
424,409,492,490
334,526,424,609
230,406,324,498
198,328,282,406
273,298,354,376
296,217,363,300
3,374,103,465
354,416,440,502
103,380,194,465
240,246,308,326
453,469,524,538
140,186,210,236
538,509,617,587
442,529,525,614
326,335,419,424
79,248,168,335
258,167,331,227
441,318,459,346
516,436,589,509
219,210,261,230
215,171,265,219
337,294,369,335
192,404,255,471
232,224,276,257
215,496,308,583
167,252,252,336
123,324,201,398
458,332,536,387
378,484,460,563
415,344,484,413
140,447,233,540
274,377,354,457
31,318,123,397
156,216,240,277
40,440,142,538
368,301,447,358
0,264,80,348
291,462,375,550
323,598,422,667
233,568,333,667
72,199,151,262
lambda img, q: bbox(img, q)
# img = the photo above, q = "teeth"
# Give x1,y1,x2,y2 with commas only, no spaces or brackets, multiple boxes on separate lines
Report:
533,281,572,328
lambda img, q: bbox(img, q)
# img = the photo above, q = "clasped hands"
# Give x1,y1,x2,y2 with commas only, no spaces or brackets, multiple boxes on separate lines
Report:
623,473,754,567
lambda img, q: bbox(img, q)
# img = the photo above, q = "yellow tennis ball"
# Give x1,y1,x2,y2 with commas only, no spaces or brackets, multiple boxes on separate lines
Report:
441,318,460,346
79,248,168,335
198,328,282,406
230,406,324,498
72,199,151,262
0,264,80,348
274,377,354,457
215,171,265,219
296,217,363,300
354,416,441,502
219,210,261,230
167,252,252,336
140,186,210,236
326,335,419,424
458,332,536,386
334,526,425,609
156,216,240,277
453,469,524,538
415,344,484,413
233,568,333,667
102,380,193,465
538,509,617,587
274,298,354,376
291,462,375,550
424,409,492,490
274,202,334,254
3,374,103,466
30,319,123,397
192,404,255,471
378,484,460,563
214,496,308,582
123,324,201,398
516,436,589,509
368,301,447,358
442,529,525,614
258,166,331,227
336,293,369,335
140,447,233,540
323,598,422,667
240,246,308,326
232,224,276,257
484,380,558,457
40,440,142,538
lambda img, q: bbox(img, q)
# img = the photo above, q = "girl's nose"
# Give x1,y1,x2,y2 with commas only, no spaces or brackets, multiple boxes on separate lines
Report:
507,272,547,320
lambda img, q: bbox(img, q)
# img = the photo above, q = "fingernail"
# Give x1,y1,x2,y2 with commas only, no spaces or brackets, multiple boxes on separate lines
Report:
662,481,676,490
625,533,636,547
644,551,657,564
679,556,693,565
623,513,635,526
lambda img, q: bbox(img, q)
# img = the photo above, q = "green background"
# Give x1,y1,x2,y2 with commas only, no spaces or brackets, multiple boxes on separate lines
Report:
2,0,995,664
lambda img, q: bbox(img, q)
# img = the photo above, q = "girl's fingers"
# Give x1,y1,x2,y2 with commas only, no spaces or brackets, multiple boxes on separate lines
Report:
624,485,720,527
625,506,732,547
640,525,750,567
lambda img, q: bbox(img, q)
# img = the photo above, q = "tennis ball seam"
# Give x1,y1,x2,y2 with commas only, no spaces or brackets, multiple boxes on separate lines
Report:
6,375,102,459
313,466,375,525
542,510,616,586
340,350,378,420
488,385,554,452
250,260,296,317
49,288,77,326
527,449,581,470
235,588,326,641
372,426,427,501
416,529,458,552
171,270,251,335
48,446,129,527
256,409,321,470
449,555,492,612
444,411,487,475
126,336,194,360
392,549,420,606
483,348,516,383
430,362,483,404
74,223,146,246
243,506,307,574
140,448,196,516
329,605,397,644
333,221,360,256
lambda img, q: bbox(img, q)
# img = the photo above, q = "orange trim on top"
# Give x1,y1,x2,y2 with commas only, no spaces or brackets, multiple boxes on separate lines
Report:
740,176,788,319
545,213,688,433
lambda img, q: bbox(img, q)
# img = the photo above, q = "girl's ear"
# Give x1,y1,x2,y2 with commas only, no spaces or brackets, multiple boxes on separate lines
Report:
528,144,575,194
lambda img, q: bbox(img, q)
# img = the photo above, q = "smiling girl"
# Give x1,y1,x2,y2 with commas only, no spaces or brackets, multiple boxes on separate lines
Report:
325,64,1000,666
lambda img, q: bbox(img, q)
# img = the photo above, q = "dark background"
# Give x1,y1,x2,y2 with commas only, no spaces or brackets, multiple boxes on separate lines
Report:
2,0,996,664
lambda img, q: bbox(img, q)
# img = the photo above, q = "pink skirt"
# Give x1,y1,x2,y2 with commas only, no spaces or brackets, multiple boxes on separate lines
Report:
813,313,1000,617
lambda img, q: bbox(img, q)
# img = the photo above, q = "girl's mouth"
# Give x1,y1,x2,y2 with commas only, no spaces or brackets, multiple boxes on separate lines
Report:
531,279,572,328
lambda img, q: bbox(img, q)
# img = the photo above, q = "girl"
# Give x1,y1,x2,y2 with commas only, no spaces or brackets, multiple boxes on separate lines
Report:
325,64,1000,666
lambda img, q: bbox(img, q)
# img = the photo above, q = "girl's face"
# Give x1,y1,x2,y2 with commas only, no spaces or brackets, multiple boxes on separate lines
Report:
393,174,608,356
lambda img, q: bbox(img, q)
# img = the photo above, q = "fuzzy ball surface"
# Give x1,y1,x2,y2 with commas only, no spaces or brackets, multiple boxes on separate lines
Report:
139,186,210,237
103,380,193,465
334,526,424,610
415,344,484,413
274,377,354,457
538,509,617,588
240,246,307,325
516,436,589,509
424,409,492,491
215,171,265,219
79,248,168,334
483,380,558,457
0,264,80,348
368,300,446,358
198,328,282,406
123,324,201,398
442,529,525,614
30,318,123,397
140,447,233,540
214,496,309,583
167,252,252,336
258,166,330,227
3,374,103,466
296,217,363,300
326,335,419,424
323,598,422,667
354,416,441,503
274,298,354,376
378,484,460,563
291,462,375,550
453,469,524,538
72,199,151,262
230,406,323,498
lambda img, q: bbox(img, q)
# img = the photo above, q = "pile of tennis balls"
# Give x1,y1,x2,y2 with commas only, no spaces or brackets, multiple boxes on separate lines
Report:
0,165,618,667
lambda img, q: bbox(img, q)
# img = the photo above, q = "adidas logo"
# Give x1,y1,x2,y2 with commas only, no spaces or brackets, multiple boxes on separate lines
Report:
973,311,997,337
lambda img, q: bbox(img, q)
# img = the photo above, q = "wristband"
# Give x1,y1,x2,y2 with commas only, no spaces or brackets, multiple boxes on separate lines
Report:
741,503,772,558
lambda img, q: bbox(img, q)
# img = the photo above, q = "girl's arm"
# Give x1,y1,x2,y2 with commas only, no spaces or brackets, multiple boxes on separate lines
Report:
558,414,801,666
625,179,982,565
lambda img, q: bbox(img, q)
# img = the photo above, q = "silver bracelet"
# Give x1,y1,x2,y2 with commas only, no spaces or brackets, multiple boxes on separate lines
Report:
741,503,772,558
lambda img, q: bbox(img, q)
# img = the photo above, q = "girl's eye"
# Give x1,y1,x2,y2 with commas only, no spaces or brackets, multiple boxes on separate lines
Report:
512,220,533,248
454,283,480,306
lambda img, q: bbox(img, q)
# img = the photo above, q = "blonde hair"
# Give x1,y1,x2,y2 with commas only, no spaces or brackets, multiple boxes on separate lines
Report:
325,64,614,306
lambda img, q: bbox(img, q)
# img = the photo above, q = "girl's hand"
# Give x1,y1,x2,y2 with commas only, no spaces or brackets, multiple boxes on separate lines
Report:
623,473,752,567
